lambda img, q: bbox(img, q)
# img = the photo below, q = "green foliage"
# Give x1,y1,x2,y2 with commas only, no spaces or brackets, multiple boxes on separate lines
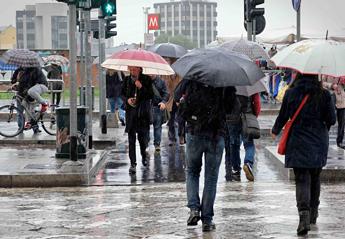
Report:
154,33,197,49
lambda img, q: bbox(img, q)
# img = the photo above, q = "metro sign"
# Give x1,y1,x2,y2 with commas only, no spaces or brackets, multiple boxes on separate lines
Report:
148,14,160,30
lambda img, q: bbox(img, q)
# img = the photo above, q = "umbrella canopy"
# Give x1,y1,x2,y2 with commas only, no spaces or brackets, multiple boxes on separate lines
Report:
93,54,112,65
271,39,345,77
1,49,43,68
0,60,17,71
171,48,265,87
236,78,268,96
101,49,175,75
147,43,188,59
44,55,69,66
220,38,270,61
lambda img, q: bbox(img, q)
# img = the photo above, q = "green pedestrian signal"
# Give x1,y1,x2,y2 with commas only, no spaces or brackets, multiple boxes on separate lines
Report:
101,0,116,16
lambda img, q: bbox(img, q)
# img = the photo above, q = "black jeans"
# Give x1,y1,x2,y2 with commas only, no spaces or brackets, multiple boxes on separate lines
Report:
336,108,345,145
293,168,322,211
128,128,149,166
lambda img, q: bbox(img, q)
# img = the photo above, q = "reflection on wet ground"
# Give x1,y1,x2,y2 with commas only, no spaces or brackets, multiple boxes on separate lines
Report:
0,126,345,238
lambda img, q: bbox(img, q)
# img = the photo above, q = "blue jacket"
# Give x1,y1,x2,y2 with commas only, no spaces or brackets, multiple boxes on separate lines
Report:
272,76,336,168
152,76,169,106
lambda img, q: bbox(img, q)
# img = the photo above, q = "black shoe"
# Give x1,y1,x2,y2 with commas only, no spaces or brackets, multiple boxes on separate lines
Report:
243,163,254,181
337,143,345,149
142,158,148,167
187,209,200,226
232,170,241,181
120,119,125,126
154,144,161,152
310,207,319,224
129,165,136,174
297,210,310,236
202,222,216,232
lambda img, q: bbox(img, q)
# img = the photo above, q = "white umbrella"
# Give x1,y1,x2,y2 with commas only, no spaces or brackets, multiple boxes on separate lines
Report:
271,39,345,77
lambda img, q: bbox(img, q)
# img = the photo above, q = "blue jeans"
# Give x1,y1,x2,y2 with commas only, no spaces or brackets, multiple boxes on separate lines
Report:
152,106,163,146
224,122,255,172
186,133,225,224
108,97,123,112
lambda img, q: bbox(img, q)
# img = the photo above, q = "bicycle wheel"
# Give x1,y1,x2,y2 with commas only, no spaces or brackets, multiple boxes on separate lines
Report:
40,106,57,136
0,105,25,137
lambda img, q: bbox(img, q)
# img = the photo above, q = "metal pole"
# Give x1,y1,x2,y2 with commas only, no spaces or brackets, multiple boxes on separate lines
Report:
296,6,301,42
98,9,107,134
68,3,78,161
247,21,253,41
252,18,256,42
79,9,85,105
84,0,93,149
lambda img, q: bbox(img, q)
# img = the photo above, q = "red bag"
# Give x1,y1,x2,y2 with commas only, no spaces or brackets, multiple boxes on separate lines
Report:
278,95,309,155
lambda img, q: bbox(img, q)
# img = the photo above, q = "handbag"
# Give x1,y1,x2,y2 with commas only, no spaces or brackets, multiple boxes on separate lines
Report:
277,95,309,155
241,113,261,139
152,84,170,124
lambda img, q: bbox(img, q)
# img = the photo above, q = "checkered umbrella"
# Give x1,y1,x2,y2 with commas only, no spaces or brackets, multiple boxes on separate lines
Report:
220,38,270,61
44,55,69,66
1,49,43,68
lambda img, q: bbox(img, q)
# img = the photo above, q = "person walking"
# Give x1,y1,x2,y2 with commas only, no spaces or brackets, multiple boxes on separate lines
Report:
161,57,184,146
224,93,261,182
323,76,345,149
150,75,169,152
175,80,236,232
106,69,125,126
121,66,153,174
47,63,63,106
271,74,336,236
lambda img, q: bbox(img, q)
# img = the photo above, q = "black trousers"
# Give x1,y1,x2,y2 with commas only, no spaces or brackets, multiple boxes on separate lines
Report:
293,168,322,212
337,108,345,145
128,128,149,166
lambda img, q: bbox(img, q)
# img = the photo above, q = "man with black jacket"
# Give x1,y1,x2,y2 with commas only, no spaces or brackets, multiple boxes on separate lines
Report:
121,66,153,174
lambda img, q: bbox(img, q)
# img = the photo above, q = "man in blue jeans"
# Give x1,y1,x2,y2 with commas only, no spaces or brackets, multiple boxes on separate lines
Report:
150,75,169,152
224,94,261,182
175,80,236,232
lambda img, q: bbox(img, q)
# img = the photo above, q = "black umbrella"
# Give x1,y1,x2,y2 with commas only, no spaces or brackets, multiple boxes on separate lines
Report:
147,43,188,59
171,48,265,87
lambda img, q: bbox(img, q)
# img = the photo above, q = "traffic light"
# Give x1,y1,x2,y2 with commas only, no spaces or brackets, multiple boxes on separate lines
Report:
246,0,265,22
105,15,117,39
101,0,117,17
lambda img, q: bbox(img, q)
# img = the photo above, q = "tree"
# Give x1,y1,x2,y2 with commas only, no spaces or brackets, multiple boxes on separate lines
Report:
154,33,197,49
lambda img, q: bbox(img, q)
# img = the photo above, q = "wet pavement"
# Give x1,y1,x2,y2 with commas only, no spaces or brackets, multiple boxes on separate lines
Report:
0,100,344,237
0,132,345,238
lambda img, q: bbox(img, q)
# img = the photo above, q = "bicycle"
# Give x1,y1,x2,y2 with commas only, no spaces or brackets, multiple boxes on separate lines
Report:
0,91,57,137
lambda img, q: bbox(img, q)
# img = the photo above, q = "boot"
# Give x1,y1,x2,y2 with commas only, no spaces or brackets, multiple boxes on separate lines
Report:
297,210,310,236
310,207,319,224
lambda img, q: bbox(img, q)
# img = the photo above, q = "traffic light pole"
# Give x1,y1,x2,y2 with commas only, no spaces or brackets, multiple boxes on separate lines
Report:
79,8,85,106
84,0,93,149
98,10,107,134
68,3,78,161
252,18,256,42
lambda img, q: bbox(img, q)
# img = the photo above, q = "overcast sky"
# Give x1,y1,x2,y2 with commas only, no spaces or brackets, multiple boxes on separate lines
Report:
1,0,344,45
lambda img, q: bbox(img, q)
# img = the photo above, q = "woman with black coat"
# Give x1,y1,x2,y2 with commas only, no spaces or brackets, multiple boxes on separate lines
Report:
271,74,336,236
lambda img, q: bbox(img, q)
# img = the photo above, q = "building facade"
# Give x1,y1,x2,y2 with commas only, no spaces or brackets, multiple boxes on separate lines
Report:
16,3,68,50
0,26,16,49
153,0,217,48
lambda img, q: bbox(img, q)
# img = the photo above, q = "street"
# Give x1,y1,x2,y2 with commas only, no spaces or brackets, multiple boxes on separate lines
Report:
0,125,344,238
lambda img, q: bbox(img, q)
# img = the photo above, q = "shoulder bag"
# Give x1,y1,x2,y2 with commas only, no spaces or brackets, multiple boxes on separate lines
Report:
278,95,309,155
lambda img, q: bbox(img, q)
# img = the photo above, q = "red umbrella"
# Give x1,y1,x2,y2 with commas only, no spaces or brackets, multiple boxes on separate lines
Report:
101,49,174,75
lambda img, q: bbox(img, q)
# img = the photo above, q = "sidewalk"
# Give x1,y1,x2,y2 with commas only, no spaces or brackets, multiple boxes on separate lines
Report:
0,120,117,187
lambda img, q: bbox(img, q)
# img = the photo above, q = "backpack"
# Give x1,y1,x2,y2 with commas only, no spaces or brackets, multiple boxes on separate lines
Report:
178,81,225,128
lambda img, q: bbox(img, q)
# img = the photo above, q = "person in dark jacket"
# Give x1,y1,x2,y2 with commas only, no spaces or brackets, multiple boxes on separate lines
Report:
106,69,125,126
175,80,236,232
150,75,169,152
224,93,261,182
121,66,153,174
271,74,336,236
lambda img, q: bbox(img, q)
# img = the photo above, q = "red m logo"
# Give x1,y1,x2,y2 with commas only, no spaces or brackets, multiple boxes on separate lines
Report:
148,14,160,30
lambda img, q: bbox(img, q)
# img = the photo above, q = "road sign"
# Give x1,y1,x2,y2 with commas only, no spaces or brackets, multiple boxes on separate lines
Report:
148,14,160,31
144,33,154,46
